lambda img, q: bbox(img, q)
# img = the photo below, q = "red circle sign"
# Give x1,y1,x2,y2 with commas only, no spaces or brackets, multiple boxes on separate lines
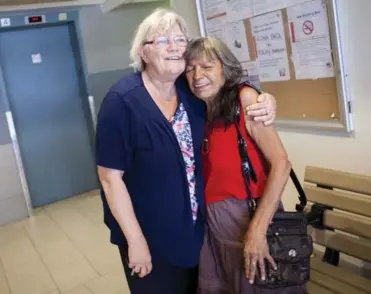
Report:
303,20,314,35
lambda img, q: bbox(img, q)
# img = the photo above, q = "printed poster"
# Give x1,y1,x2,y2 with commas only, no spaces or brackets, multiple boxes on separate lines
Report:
253,0,313,16
207,25,228,44
202,0,228,31
227,0,254,22
253,0,287,15
241,61,261,89
226,21,251,62
250,10,291,82
287,0,335,79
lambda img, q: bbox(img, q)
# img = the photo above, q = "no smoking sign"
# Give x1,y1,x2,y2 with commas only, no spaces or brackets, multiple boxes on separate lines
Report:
302,20,314,35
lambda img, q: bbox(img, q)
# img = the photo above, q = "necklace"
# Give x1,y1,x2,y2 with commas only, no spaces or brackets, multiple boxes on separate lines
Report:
202,123,213,155
202,138,209,154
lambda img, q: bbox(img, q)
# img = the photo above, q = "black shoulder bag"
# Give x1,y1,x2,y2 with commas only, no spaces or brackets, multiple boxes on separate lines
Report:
235,84,313,288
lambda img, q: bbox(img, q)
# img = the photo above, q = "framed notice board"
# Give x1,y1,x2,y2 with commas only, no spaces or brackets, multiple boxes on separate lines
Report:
195,0,352,133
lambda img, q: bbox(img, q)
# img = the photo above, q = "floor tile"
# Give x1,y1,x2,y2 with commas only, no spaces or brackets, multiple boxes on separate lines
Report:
49,257,98,292
76,238,121,275
63,285,92,294
0,220,27,247
0,262,10,294
24,209,67,246
0,189,132,293
44,206,98,245
72,194,102,227
5,259,57,294
85,267,129,294
35,238,84,271
0,235,40,271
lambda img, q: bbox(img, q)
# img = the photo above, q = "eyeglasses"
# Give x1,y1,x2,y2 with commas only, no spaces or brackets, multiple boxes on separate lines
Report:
143,36,189,47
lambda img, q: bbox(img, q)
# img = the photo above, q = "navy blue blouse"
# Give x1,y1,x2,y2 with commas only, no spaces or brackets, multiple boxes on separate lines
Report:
95,72,206,267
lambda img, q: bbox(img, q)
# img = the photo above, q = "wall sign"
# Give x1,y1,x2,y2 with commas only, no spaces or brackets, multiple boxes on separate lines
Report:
59,13,68,21
31,54,42,64
0,18,11,27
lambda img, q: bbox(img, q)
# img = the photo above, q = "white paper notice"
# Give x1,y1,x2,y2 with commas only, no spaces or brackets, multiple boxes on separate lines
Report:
253,0,287,16
202,0,228,30
0,18,11,27
286,0,313,7
252,0,311,16
207,25,228,44
241,61,261,88
251,10,290,82
226,21,251,62
31,54,42,64
58,13,68,21
227,0,254,22
287,0,335,79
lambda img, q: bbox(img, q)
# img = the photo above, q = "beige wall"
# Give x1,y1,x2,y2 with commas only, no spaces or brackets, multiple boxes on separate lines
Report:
0,144,28,225
172,0,371,209
80,0,170,74
170,0,200,38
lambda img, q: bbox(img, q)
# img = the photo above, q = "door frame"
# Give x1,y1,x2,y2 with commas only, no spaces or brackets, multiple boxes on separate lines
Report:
0,9,96,216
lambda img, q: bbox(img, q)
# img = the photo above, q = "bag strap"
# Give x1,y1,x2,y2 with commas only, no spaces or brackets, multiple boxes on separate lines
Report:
235,82,307,216
234,114,257,218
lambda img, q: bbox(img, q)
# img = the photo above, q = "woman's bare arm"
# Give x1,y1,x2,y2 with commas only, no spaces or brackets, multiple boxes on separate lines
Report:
98,167,144,243
240,86,291,283
240,87,291,232
98,166,152,277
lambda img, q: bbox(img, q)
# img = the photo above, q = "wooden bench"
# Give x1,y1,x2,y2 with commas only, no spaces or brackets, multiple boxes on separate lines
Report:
303,166,371,294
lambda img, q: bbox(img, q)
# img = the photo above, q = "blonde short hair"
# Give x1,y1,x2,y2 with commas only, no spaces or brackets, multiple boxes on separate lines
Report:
129,8,188,72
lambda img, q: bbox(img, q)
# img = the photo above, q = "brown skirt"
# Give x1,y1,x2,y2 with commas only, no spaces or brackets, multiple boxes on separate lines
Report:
197,197,308,294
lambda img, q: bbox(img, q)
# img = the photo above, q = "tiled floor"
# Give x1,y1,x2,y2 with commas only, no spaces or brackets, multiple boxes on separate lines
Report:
0,190,129,294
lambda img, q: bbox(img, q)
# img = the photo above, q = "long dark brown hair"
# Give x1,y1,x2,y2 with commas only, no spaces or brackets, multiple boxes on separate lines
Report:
184,36,244,126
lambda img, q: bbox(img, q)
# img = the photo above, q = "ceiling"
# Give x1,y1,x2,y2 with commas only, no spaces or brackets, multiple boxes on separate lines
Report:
0,0,73,6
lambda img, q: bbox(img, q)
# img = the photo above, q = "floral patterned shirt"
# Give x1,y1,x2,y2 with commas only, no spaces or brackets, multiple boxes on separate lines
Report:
170,102,198,223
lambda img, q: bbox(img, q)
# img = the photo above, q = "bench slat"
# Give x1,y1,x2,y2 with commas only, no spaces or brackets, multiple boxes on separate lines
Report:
311,257,371,293
305,205,371,239
311,270,369,294
305,166,371,196
325,210,371,240
312,229,371,262
305,184,371,217
307,281,335,294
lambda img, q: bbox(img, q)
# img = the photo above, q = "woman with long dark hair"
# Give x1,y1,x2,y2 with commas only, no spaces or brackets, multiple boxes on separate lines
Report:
184,37,308,294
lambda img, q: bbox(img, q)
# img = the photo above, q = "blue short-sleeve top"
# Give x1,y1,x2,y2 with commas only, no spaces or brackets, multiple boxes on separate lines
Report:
95,72,206,267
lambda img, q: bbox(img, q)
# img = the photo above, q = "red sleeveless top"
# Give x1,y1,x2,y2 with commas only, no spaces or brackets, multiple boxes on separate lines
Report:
202,87,268,206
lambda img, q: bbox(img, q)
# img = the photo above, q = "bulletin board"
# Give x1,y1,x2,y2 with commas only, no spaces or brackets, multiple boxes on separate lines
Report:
195,0,352,133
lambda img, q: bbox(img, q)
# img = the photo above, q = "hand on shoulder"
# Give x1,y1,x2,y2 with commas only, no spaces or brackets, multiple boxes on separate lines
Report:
242,87,277,126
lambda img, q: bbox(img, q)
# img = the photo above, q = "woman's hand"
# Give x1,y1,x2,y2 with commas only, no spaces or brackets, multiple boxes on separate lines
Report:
245,93,277,126
244,228,277,284
128,236,152,278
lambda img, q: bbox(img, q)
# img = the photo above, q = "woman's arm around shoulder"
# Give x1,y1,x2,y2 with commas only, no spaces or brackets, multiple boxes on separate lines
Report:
245,90,277,126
